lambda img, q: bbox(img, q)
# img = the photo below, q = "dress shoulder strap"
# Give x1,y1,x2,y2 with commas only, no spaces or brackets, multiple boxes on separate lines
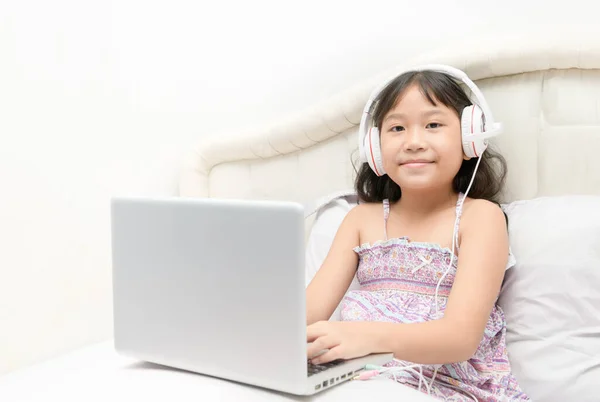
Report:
454,192,466,251
383,199,390,240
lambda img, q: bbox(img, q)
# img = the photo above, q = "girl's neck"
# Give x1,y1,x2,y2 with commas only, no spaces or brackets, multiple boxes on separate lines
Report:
395,187,459,217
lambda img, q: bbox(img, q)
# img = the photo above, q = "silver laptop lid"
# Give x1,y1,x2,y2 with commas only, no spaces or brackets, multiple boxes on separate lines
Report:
111,197,307,392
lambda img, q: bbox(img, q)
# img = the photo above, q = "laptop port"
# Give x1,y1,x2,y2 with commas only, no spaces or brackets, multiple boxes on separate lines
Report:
315,384,321,390
341,374,346,379
322,380,328,388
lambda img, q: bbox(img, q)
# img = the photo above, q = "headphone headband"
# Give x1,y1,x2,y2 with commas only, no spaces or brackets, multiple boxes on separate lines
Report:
358,64,502,163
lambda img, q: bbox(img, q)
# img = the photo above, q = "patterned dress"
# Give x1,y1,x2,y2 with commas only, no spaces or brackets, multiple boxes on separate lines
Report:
339,194,529,401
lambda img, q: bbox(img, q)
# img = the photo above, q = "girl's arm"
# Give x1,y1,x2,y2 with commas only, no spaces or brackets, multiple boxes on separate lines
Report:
305,205,362,325
371,199,510,364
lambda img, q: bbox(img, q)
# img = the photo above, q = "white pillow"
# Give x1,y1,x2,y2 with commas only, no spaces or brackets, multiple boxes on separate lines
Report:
498,195,600,402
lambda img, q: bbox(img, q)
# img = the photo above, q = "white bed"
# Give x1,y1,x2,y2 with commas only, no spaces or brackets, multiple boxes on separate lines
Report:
2,29,600,402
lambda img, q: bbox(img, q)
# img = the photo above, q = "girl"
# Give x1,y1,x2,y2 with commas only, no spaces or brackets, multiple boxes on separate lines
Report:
305,67,529,401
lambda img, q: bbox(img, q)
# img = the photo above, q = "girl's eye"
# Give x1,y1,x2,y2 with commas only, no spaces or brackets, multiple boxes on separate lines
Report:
390,125,405,132
426,122,442,129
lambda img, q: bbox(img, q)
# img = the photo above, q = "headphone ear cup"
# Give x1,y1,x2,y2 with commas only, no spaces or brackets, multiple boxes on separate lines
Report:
365,127,386,176
461,104,488,158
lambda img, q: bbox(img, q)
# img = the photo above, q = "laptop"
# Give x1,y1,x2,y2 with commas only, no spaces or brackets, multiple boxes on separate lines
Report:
110,196,393,395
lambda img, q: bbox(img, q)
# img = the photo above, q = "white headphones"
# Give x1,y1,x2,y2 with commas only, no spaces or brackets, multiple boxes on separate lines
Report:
358,64,503,176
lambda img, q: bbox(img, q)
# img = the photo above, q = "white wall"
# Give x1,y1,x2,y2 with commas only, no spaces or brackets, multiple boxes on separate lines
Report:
0,0,596,375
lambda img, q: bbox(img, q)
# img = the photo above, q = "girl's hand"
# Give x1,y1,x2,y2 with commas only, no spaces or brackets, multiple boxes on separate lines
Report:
306,321,376,365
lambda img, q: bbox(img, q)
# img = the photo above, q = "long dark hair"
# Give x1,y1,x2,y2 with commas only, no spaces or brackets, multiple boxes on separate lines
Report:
354,70,507,205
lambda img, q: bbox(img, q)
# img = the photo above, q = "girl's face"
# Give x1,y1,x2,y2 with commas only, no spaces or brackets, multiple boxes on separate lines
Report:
379,84,466,192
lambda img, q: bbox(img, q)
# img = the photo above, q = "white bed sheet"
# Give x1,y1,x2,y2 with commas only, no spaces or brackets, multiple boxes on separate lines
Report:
0,341,437,402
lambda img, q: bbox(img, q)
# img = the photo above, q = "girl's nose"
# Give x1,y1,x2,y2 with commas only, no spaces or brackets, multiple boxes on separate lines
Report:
405,128,427,151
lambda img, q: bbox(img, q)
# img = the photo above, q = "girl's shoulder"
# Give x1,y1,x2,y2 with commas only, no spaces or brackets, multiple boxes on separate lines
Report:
460,197,507,231
353,200,386,217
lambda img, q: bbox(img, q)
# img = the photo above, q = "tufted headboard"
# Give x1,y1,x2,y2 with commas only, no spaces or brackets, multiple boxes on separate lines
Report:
179,29,600,223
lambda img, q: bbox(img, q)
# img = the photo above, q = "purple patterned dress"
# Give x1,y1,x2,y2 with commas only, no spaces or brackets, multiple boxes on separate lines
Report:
339,194,529,401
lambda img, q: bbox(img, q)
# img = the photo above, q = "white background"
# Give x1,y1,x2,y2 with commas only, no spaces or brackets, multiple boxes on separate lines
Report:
0,0,596,375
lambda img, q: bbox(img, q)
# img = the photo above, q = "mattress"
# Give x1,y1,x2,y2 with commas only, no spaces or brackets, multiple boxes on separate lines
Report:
0,341,437,401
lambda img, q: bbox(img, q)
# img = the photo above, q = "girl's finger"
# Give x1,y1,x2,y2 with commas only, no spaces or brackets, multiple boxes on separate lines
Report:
307,336,338,359
310,345,344,365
